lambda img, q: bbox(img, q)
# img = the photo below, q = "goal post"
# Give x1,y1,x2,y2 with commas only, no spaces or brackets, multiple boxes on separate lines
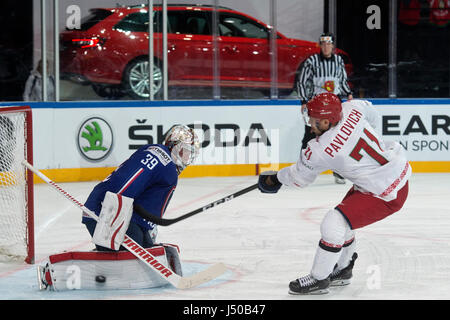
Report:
0,106,34,264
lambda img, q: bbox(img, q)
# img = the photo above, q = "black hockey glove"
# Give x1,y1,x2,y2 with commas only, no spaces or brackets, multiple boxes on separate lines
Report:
258,171,282,193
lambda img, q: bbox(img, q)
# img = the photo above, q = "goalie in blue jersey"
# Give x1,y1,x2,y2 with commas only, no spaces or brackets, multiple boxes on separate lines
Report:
37,125,202,291
82,124,200,251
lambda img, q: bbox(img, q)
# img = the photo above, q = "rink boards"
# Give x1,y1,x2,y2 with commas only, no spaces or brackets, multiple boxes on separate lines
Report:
1,99,448,182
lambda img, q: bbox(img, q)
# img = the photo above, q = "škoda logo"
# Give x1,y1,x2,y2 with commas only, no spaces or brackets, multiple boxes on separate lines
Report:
77,117,113,161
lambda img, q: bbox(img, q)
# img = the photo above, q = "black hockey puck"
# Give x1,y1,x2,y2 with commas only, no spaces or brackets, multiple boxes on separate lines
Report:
95,275,106,283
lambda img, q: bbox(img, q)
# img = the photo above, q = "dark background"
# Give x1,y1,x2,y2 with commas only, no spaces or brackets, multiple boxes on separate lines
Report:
0,2,33,101
334,0,449,98
335,0,389,98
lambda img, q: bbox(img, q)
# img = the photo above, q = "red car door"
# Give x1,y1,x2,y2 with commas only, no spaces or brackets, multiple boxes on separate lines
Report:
217,12,272,88
164,10,214,86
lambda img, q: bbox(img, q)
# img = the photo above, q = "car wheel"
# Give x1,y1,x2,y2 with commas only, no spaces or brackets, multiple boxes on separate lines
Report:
123,58,162,99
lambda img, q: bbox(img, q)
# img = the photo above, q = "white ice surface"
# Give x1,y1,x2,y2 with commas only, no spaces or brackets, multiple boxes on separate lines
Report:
1,173,450,300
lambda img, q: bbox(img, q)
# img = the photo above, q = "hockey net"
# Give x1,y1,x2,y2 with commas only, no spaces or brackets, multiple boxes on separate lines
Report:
0,106,34,263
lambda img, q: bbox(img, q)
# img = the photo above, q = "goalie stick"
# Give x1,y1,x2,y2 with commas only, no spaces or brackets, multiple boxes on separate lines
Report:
22,160,226,289
134,183,258,226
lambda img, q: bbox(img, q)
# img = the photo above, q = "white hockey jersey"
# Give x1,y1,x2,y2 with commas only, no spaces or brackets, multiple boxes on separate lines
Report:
278,99,411,201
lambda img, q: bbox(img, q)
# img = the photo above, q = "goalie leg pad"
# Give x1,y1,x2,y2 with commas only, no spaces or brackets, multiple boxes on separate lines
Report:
38,244,182,291
93,191,134,250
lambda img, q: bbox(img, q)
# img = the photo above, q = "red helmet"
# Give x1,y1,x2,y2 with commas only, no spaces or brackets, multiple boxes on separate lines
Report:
307,93,342,125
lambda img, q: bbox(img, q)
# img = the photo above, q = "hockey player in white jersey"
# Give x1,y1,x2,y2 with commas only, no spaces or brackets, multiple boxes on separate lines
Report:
258,92,411,294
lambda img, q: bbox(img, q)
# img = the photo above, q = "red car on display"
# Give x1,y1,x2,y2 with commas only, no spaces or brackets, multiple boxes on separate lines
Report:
60,4,353,99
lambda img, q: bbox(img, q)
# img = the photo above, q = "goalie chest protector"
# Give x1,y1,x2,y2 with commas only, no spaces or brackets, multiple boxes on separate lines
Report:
40,244,182,291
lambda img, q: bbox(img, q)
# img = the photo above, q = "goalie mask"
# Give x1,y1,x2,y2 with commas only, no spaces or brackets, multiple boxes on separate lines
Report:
163,125,200,174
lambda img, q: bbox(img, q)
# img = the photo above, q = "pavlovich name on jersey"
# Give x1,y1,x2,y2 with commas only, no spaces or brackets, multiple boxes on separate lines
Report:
324,108,363,158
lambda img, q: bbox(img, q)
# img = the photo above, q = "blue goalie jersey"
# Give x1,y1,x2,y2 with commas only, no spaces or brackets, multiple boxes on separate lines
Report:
83,144,178,231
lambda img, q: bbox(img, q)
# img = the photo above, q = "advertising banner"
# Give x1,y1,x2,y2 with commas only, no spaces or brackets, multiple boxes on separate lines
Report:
29,100,449,179
33,103,303,169
376,105,450,161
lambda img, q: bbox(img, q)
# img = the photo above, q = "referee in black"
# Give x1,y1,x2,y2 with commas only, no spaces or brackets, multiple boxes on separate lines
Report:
297,32,353,184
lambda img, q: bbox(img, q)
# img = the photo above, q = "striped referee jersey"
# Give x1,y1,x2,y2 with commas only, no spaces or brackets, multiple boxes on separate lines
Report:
297,53,352,104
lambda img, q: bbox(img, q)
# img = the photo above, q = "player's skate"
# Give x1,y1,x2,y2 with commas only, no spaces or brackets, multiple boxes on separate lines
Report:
330,252,358,286
333,172,346,184
288,274,330,295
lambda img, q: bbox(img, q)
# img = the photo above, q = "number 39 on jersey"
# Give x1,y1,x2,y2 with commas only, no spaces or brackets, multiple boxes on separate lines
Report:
141,153,159,170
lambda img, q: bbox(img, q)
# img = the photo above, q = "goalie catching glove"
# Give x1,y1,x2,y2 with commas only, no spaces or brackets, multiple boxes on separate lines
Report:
258,171,282,193
92,191,134,250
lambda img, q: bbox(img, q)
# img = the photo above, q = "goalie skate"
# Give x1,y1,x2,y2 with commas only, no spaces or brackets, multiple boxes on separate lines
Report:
37,262,53,291
330,252,358,286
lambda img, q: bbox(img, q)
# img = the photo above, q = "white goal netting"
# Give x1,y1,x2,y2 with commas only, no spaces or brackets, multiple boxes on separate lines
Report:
0,107,33,263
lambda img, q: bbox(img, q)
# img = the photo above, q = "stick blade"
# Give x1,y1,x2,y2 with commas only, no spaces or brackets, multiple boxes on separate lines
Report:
176,263,227,289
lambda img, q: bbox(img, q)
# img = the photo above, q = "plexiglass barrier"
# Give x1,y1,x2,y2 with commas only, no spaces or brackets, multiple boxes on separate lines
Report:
11,0,450,102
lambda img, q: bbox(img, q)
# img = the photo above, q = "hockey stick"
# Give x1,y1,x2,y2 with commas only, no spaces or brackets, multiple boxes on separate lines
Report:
134,183,259,226
22,160,226,289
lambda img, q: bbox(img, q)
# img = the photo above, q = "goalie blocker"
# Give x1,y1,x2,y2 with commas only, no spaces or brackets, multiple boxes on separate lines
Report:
37,243,182,291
